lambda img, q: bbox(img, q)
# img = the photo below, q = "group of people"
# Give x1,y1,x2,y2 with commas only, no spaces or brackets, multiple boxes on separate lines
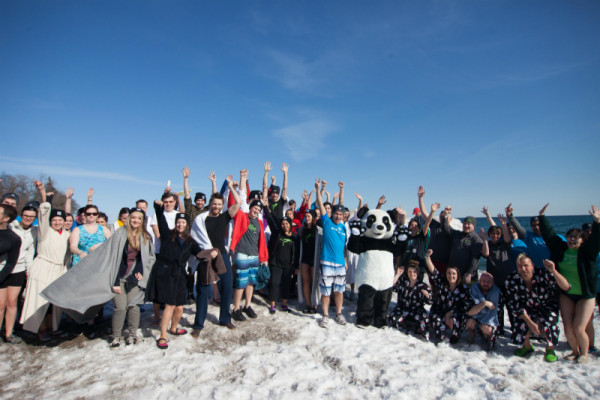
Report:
0,169,598,365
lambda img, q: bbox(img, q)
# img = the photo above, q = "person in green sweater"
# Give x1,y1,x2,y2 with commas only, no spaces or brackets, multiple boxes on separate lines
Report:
539,203,600,364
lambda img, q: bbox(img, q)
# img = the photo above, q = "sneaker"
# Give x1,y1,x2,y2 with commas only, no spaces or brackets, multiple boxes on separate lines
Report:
302,307,311,314
309,307,318,314
269,305,276,314
243,306,258,319
110,337,121,348
4,335,22,344
319,317,329,328
589,346,599,354
125,336,138,345
514,345,534,357
335,314,347,325
449,334,459,344
544,348,558,363
281,305,291,312
232,309,246,322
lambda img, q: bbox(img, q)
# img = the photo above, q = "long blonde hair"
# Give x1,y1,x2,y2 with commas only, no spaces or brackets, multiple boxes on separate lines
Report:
126,210,151,250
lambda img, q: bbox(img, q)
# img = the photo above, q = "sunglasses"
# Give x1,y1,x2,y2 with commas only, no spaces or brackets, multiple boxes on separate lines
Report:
85,212,99,216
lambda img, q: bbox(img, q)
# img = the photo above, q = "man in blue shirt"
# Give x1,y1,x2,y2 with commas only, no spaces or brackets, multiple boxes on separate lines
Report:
315,178,348,328
466,272,500,350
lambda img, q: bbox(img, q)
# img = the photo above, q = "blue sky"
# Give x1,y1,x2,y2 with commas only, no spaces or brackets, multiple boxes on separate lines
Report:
1,1,599,221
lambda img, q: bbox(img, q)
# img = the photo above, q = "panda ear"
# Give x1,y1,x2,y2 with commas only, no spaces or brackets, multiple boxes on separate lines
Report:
357,206,369,219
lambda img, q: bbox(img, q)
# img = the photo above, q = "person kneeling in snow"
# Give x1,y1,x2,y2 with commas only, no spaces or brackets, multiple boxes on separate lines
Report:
387,260,431,339
466,272,500,350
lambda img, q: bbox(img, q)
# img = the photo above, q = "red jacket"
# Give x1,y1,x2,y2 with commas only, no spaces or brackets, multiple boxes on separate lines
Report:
230,210,269,263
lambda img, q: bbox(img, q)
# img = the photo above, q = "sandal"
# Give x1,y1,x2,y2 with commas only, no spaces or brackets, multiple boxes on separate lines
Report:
156,338,168,349
169,328,188,336
564,353,579,361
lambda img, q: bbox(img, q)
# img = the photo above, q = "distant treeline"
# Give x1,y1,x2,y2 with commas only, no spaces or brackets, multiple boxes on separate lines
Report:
0,173,80,213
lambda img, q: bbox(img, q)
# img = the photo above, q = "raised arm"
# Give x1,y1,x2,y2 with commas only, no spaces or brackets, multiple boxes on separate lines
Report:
338,181,344,205
479,228,490,258
64,187,73,215
355,193,363,211
481,206,496,227
542,260,570,292
376,195,386,210
87,187,94,205
441,206,453,235
332,192,339,206
424,249,435,274
497,214,511,244
396,206,406,226
314,178,327,217
422,202,440,236
182,166,191,200
263,162,272,196
505,203,526,239
228,172,243,217
417,186,429,219
208,170,218,194
34,180,47,203
281,163,288,200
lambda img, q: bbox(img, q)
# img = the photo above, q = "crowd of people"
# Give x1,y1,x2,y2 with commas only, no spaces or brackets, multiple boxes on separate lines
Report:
0,167,598,365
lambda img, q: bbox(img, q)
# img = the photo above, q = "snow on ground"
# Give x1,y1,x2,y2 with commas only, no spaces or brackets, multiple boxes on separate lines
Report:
1,295,599,400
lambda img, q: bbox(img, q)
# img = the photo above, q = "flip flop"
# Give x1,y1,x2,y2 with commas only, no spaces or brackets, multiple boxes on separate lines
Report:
169,328,188,336
156,338,168,349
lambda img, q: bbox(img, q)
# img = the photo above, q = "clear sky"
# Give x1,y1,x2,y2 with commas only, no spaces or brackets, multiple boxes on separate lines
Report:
1,1,599,221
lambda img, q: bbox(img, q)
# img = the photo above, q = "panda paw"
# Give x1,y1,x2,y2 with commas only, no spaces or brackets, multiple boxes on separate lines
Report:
394,227,410,242
349,220,365,235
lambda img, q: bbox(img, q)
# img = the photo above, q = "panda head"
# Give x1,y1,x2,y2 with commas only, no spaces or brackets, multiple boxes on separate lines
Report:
357,207,394,239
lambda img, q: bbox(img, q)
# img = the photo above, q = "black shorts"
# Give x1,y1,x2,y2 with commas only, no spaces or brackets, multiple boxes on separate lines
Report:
563,292,585,303
0,271,26,289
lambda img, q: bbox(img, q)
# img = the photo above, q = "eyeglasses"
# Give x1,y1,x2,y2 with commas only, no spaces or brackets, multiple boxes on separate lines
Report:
22,214,36,219
86,212,99,216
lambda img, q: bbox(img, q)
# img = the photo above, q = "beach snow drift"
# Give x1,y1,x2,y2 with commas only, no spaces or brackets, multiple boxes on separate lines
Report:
1,296,599,400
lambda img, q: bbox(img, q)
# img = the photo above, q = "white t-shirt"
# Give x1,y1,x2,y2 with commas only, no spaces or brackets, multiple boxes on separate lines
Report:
150,210,178,254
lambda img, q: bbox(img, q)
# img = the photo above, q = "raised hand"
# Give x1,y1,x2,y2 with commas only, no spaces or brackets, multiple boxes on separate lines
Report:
589,205,600,223
321,180,327,189
226,174,233,183
396,206,406,216
418,186,425,198
271,176,276,185
542,259,556,274
34,180,44,191
182,166,191,178
65,188,74,199
208,170,216,182
481,205,490,215
338,181,344,189
539,203,549,216
431,202,440,213
315,177,321,190
505,203,514,218
281,163,288,173
479,227,487,240
87,187,94,199
497,214,507,225
240,169,248,179
264,161,272,172
378,195,386,206
426,249,433,258
355,193,363,201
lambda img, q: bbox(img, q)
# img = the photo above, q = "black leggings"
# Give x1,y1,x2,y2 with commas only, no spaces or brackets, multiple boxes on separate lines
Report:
269,264,293,302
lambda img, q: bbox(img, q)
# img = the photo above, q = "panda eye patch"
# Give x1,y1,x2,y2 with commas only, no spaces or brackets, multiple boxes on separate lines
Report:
366,215,376,228
382,216,391,230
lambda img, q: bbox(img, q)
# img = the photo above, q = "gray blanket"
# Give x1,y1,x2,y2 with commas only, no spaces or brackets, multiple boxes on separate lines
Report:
41,228,155,323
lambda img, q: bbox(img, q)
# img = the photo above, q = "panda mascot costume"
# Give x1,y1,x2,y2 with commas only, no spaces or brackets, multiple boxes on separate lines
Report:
348,206,408,327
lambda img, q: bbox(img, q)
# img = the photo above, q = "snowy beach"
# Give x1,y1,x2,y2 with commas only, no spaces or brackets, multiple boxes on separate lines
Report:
2,294,599,400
